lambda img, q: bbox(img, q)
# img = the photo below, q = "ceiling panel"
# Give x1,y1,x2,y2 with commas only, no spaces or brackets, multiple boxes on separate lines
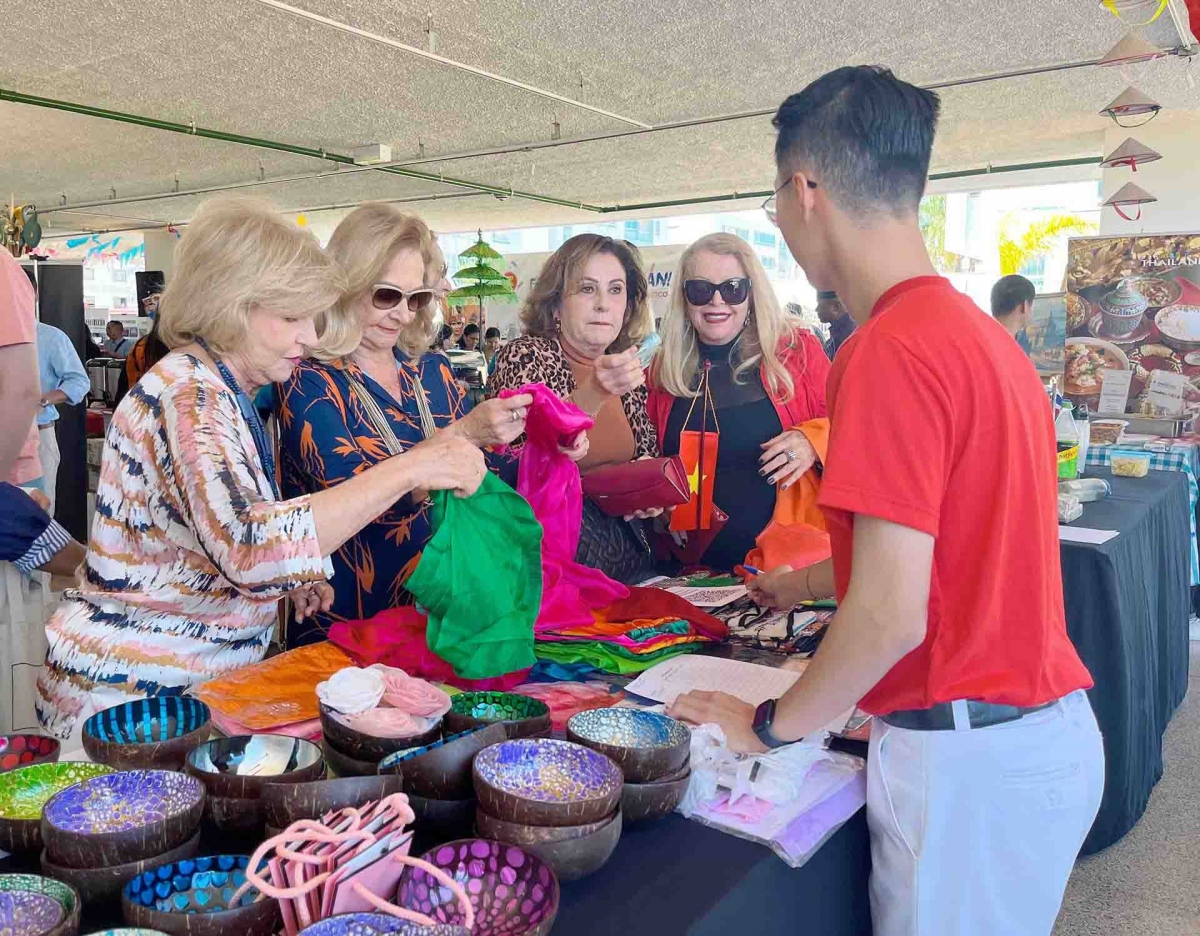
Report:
3,0,1195,236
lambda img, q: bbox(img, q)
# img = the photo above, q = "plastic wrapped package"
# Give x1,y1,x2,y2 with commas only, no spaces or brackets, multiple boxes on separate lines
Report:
679,723,867,868
1057,494,1083,524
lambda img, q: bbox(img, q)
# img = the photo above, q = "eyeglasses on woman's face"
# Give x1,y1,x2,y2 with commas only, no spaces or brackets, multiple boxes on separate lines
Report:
683,277,751,307
370,284,439,313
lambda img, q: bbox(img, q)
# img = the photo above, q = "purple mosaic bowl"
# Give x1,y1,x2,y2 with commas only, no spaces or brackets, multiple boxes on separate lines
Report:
397,839,559,936
472,739,622,827
0,874,82,936
41,770,205,869
298,912,470,936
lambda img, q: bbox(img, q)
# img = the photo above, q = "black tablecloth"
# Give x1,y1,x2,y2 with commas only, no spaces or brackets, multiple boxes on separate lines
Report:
554,810,872,936
1060,468,1192,854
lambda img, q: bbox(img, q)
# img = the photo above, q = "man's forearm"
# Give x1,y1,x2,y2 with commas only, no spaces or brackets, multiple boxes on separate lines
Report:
0,344,41,478
771,593,926,742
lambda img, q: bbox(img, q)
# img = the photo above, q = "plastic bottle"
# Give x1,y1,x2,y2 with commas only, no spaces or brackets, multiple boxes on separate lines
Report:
1074,402,1090,476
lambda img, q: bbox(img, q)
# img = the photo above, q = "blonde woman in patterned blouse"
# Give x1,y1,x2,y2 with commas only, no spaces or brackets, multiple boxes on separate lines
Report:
35,197,486,740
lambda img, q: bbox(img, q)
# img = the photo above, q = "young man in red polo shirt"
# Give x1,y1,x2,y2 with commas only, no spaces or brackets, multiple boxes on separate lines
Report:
669,66,1103,936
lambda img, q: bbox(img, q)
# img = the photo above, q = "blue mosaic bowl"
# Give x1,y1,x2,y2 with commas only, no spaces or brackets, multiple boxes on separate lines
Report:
377,722,506,799
41,770,205,869
472,738,622,827
121,855,279,936
82,697,211,771
566,708,691,782
298,913,470,936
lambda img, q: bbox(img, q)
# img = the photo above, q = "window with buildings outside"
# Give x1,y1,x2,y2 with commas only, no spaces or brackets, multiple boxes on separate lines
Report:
437,178,1102,329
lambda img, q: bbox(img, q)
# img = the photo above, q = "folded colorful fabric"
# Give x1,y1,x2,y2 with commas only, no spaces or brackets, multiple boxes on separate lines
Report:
190,642,356,730
533,637,704,674
329,608,531,691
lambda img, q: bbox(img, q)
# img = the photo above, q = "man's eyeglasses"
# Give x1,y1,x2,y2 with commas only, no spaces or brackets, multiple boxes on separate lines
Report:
762,178,818,226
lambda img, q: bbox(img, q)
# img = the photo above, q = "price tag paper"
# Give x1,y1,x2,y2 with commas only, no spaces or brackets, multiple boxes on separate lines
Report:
1098,368,1134,416
1147,370,1188,417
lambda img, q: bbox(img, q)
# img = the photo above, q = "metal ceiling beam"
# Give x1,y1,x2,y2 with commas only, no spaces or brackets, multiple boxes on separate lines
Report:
593,156,1104,214
246,0,651,129
41,190,489,237
43,157,1104,237
0,88,606,213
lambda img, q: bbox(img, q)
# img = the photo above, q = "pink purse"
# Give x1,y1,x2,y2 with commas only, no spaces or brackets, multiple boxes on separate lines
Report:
232,793,474,936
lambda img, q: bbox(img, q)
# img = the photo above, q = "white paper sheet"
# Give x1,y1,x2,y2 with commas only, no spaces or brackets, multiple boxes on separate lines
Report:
664,585,747,608
1058,526,1120,545
624,655,855,735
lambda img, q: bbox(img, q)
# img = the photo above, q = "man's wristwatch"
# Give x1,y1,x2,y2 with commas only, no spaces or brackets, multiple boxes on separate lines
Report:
752,698,790,750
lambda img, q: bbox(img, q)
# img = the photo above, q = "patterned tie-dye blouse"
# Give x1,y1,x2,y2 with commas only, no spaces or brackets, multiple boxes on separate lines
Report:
36,352,328,739
276,350,516,647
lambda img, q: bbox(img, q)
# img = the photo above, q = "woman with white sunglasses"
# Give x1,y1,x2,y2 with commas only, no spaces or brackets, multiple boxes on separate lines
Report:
276,203,586,646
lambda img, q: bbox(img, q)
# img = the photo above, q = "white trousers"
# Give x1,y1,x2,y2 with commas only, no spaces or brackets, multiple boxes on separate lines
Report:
867,689,1105,936
38,425,60,516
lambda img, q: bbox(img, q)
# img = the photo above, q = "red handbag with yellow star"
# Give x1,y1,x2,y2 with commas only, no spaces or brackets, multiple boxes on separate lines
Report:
670,362,720,532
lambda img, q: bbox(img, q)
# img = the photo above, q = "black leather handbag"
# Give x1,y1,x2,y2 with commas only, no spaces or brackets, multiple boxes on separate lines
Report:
575,496,657,585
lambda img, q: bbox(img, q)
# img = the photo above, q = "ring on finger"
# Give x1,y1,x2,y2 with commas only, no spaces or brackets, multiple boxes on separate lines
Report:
786,449,797,462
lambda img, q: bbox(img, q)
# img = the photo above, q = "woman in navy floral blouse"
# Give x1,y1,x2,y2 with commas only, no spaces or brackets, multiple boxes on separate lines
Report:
277,204,588,646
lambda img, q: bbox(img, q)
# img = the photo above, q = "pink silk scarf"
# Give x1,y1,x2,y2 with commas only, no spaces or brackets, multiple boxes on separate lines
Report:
498,383,629,631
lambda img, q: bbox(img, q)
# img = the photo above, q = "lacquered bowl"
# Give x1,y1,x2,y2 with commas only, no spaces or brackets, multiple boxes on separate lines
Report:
40,830,201,906
397,840,559,936
298,913,469,935
442,692,552,740
472,738,622,828
122,855,278,936
261,774,405,830
620,770,691,824
0,734,60,773
475,808,621,882
0,873,82,936
185,735,325,799
566,708,690,783
319,703,441,764
83,697,211,771
0,762,114,854
378,723,506,799
321,740,379,778
42,770,205,869
90,930,173,935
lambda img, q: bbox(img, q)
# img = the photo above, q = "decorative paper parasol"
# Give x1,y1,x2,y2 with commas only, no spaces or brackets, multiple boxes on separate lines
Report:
446,232,518,336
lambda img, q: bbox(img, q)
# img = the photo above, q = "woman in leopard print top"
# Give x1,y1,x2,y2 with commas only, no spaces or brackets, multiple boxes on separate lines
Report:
487,234,660,583
486,234,658,464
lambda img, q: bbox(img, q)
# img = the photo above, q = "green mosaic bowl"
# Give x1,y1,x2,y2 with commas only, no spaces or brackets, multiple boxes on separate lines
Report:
443,692,552,740
0,762,114,854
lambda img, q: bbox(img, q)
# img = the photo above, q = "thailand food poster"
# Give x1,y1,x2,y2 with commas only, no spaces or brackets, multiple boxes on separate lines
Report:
1063,235,1200,417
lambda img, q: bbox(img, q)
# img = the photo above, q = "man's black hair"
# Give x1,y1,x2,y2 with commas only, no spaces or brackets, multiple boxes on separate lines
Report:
990,275,1036,318
773,66,940,216
484,326,501,339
